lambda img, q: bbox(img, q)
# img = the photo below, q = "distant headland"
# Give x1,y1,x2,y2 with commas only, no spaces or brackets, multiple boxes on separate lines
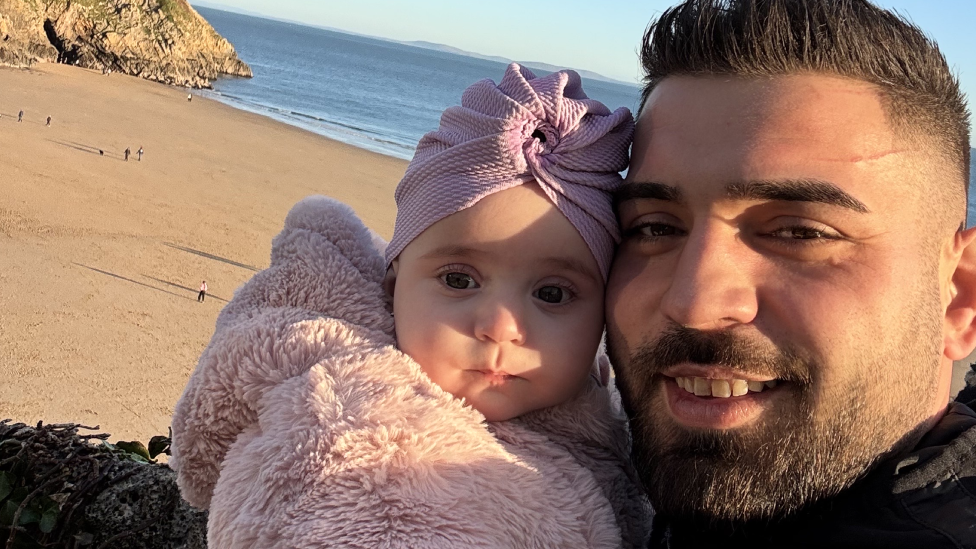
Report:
398,41,639,88
0,0,251,88
188,1,639,88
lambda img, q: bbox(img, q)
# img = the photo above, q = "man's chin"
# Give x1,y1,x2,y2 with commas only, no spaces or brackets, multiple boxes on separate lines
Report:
632,386,869,523
633,417,809,522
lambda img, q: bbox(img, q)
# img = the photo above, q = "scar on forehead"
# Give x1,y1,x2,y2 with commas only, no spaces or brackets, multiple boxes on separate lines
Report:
817,148,907,164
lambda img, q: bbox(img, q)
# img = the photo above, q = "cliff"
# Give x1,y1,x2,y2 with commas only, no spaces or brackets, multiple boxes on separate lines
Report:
0,0,251,88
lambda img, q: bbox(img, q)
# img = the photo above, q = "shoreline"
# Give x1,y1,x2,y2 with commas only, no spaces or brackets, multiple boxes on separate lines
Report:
0,62,407,443
0,61,971,445
193,86,418,160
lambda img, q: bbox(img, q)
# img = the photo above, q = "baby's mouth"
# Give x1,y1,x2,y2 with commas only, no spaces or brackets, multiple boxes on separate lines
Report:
470,369,519,385
672,376,780,398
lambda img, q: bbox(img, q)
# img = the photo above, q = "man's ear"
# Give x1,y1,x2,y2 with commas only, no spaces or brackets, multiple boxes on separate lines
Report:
943,226,976,360
382,259,399,301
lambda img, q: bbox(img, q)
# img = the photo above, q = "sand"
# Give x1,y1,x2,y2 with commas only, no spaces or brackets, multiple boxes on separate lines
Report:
1,63,971,446
0,63,407,444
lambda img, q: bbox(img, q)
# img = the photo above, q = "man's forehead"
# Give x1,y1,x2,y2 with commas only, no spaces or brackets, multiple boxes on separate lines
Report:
627,74,917,203
639,75,899,152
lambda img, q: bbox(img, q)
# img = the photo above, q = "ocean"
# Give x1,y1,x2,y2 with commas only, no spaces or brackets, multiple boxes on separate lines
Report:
195,7,975,225
194,6,641,161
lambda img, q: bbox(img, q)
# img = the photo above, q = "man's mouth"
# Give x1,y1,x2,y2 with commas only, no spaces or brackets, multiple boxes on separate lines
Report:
661,370,787,429
673,376,779,398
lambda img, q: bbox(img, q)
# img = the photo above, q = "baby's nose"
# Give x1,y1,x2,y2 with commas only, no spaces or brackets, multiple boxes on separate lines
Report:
473,300,526,345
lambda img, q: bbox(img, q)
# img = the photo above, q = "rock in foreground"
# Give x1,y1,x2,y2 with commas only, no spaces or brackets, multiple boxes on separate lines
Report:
0,0,251,88
0,420,207,548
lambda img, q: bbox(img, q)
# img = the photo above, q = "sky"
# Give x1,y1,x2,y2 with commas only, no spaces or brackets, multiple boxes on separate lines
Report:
196,0,975,135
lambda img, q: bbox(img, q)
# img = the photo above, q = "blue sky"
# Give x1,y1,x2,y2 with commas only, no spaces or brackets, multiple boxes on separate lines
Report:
197,0,974,130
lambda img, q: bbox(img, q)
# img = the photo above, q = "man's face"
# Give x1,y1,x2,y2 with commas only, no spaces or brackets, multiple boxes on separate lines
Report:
606,74,958,522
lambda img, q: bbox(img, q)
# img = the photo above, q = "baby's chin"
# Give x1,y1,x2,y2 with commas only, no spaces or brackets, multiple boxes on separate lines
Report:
473,403,523,423
438,370,590,422
455,388,529,423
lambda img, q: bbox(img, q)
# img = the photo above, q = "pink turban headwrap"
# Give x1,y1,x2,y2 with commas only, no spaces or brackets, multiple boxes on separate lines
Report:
385,63,634,280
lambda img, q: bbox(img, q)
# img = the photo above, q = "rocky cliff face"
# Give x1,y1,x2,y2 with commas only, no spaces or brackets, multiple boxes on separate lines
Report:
0,0,251,88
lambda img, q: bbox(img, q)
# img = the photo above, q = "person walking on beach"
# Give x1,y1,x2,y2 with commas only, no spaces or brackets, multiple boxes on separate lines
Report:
187,93,192,103
137,146,143,161
18,110,23,123
46,116,51,127
124,147,130,161
197,281,207,302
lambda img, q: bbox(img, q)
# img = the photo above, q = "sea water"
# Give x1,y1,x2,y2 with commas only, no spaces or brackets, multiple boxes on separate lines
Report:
195,7,975,225
194,6,641,161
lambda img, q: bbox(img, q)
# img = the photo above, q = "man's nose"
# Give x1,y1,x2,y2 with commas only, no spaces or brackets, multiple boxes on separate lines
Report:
474,297,526,345
660,221,759,331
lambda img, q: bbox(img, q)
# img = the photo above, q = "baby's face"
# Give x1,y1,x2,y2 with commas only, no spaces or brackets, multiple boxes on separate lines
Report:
390,183,605,422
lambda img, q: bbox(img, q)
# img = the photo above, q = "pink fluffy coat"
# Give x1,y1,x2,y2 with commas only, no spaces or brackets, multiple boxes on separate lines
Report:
170,196,650,548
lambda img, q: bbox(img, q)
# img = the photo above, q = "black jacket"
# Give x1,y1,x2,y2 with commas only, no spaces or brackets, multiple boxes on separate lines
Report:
649,396,976,548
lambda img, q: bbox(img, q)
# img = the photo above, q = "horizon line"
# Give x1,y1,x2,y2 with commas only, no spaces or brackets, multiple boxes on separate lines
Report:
189,1,642,87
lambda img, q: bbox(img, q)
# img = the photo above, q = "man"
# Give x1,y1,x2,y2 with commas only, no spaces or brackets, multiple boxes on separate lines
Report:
197,280,207,303
606,0,976,546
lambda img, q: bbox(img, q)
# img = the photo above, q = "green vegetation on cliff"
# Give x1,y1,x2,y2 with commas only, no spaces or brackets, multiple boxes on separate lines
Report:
0,420,205,548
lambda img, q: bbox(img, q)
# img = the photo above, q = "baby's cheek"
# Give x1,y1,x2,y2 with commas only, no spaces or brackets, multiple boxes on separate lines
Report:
536,316,602,398
397,322,460,382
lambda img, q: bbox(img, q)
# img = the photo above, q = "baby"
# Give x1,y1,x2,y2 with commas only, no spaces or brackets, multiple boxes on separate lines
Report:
171,64,648,548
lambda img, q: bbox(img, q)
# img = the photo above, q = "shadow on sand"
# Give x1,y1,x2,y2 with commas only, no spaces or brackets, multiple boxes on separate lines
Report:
163,242,261,272
48,139,119,159
1,113,45,125
143,275,228,303
74,263,198,303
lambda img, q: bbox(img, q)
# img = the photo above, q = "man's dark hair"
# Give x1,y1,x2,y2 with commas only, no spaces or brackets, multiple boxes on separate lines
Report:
638,0,971,192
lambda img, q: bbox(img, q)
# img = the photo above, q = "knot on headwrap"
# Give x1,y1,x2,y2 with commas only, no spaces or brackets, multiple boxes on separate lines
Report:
385,63,635,280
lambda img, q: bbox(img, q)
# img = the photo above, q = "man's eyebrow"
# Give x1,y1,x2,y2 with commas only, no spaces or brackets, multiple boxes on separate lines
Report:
613,182,684,206
726,179,869,213
613,179,869,214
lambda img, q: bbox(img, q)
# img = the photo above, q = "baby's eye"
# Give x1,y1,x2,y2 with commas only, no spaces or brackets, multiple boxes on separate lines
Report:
442,272,478,290
535,286,569,304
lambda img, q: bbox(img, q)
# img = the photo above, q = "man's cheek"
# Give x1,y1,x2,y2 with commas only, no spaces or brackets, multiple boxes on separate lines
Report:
609,279,662,341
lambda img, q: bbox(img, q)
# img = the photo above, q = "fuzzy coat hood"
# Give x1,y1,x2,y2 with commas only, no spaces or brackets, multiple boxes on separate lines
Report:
170,196,650,548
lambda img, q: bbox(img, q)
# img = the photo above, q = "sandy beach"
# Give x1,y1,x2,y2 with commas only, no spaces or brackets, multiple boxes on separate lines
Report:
1,62,972,447
0,63,407,444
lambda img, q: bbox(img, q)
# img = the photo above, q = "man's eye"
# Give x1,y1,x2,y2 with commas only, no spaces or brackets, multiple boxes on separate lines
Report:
535,286,569,304
628,222,682,238
771,226,837,240
442,272,478,289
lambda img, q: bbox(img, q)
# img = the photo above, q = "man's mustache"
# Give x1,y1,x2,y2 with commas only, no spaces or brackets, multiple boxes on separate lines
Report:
633,324,814,384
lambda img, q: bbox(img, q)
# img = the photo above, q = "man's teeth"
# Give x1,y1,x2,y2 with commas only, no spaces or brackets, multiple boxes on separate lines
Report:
676,377,778,398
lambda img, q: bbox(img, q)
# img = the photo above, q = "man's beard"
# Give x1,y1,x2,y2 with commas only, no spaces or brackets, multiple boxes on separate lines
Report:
607,320,942,524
